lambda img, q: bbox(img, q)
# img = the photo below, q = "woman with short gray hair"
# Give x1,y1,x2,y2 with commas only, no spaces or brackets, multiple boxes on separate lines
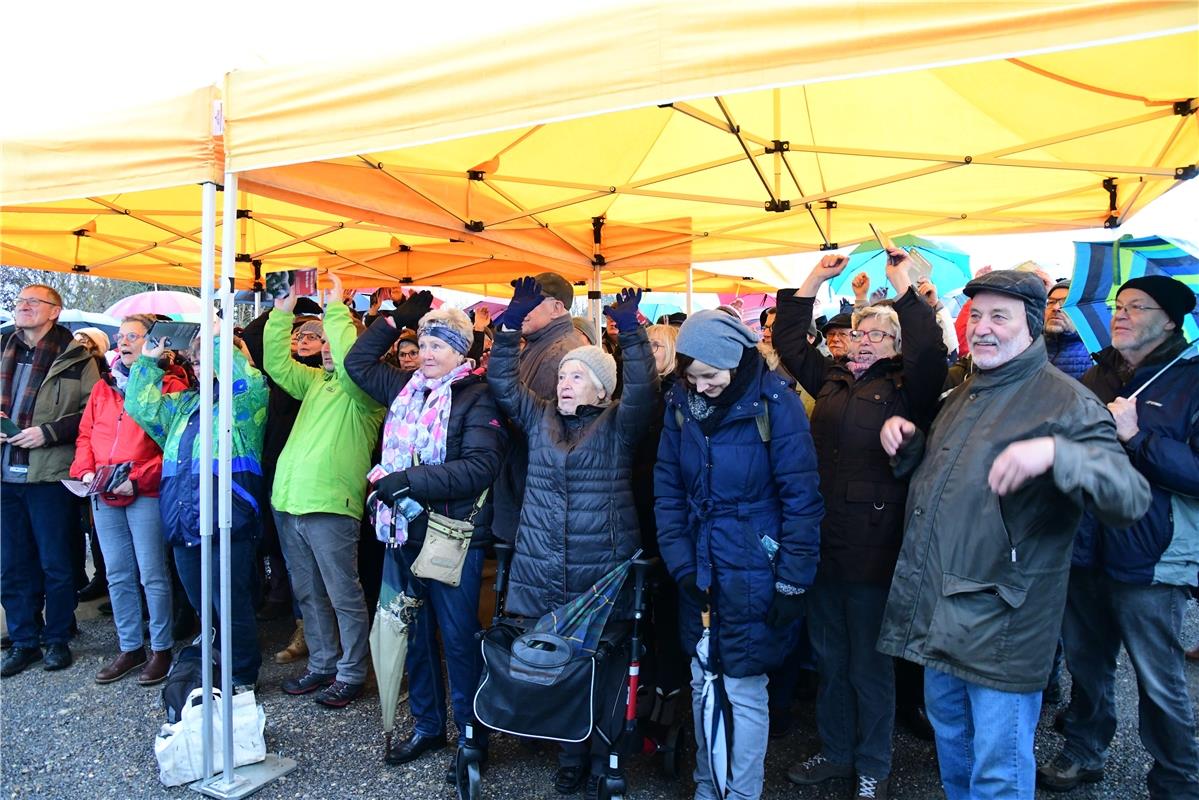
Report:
773,252,947,800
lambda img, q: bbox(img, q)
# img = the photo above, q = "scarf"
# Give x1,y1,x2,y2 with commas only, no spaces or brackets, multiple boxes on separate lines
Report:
112,359,131,394
686,346,763,436
1,325,74,466
373,361,473,544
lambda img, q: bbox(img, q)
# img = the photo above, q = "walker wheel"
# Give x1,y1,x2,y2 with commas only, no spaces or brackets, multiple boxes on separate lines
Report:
455,755,481,800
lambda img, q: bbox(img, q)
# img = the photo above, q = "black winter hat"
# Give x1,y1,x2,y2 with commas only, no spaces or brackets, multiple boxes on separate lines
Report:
1118,275,1196,329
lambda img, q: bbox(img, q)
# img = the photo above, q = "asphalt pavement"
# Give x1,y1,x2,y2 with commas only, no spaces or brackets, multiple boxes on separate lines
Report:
2,596,1196,799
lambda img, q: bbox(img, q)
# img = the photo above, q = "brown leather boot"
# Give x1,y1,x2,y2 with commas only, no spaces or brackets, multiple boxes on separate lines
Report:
1186,644,1199,663
95,648,147,684
138,650,173,686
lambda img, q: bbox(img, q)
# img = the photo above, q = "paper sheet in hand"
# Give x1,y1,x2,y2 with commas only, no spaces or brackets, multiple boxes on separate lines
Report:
60,461,134,497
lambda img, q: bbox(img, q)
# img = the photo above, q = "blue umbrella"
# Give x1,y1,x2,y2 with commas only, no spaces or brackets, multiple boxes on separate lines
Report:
828,235,971,296
1064,235,1199,354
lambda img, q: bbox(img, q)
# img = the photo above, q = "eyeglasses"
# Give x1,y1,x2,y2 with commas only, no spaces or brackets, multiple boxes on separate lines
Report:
1107,301,1163,316
849,330,896,343
1046,298,1068,308
13,297,61,309
650,342,664,351
114,332,145,343
292,332,324,343
825,329,852,339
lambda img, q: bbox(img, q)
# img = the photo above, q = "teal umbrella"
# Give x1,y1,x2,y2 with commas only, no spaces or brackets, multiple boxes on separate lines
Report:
828,234,971,296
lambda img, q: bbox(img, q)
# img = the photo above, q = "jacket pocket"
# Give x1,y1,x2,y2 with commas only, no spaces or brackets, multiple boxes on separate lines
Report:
851,391,892,432
845,481,907,528
923,573,1027,677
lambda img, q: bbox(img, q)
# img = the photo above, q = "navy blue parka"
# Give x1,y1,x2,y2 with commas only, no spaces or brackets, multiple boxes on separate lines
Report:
654,358,823,678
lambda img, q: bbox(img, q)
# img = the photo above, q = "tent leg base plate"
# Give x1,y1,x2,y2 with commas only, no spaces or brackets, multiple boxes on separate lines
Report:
190,754,298,799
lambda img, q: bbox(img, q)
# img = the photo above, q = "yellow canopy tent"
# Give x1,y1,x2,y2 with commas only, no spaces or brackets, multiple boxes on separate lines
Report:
3,1,1197,294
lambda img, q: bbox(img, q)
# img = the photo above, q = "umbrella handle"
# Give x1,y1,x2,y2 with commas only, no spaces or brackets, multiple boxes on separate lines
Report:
384,730,392,758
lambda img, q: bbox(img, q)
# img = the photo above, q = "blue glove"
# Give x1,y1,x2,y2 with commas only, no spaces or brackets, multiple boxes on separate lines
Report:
603,288,643,333
503,276,544,330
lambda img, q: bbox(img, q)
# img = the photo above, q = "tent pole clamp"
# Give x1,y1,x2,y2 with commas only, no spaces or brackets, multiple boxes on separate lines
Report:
765,140,789,153
1175,164,1197,181
764,199,791,212
467,170,486,181
1102,177,1119,228
819,242,840,251
466,221,484,232
1174,99,1197,116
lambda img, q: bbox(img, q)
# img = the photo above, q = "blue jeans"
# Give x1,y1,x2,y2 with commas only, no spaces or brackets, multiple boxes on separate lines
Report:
924,666,1041,800
401,546,485,745
1,482,79,647
92,495,173,652
173,537,262,686
808,574,895,778
1060,568,1199,799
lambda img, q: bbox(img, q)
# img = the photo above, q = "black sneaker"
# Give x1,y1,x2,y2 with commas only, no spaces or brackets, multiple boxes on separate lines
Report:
584,774,601,800
786,753,854,785
554,764,589,795
43,643,73,671
281,670,335,696
1037,752,1104,792
1,647,42,678
314,680,364,708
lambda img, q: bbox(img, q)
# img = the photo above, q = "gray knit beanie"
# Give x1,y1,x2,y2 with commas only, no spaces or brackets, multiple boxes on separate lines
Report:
559,345,617,400
676,309,760,369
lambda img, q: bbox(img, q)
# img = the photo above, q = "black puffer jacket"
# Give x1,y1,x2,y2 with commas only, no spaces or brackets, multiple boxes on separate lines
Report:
488,326,658,619
775,288,946,585
344,318,508,549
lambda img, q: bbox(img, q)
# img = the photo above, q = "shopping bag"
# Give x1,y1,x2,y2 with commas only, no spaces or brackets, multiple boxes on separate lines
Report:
154,687,266,786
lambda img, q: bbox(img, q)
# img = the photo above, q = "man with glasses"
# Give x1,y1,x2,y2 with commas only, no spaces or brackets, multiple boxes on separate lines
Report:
1043,280,1093,381
877,270,1150,800
1039,275,1199,799
1,285,102,677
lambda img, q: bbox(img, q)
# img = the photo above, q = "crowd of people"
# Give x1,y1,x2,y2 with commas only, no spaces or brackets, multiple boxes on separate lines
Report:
1,248,1196,800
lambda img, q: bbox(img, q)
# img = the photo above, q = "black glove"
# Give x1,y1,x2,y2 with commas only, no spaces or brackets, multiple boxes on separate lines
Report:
765,588,806,629
373,471,411,507
390,290,434,331
676,574,707,608
503,276,544,330
603,288,643,333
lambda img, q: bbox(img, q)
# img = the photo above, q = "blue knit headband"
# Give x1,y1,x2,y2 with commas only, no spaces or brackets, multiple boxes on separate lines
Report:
418,321,471,355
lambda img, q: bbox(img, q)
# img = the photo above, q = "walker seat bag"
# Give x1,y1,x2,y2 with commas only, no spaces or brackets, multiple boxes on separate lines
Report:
474,626,596,742
473,624,628,743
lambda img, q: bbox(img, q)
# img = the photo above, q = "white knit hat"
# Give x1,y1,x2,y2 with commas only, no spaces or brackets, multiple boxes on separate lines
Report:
75,327,110,354
559,345,617,400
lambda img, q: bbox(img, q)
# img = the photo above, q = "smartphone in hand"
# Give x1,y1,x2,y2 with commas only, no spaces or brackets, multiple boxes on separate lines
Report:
0,416,22,437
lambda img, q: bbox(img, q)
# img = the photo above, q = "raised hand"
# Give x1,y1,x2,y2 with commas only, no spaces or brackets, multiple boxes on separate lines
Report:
916,277,939,308
273,279,297,313
851,272,871,303
798,254,850,297
883,247,914,297
390,290,434,331
503,276,545,330
603,288,643,332
473,306,492,332
988,437,1055,496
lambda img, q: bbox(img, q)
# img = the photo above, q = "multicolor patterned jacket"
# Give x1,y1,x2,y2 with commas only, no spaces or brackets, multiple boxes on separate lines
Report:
125,344,268,546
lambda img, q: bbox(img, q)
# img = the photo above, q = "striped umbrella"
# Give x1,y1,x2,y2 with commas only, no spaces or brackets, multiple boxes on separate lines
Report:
1063,235,1199,354
531,552,639,658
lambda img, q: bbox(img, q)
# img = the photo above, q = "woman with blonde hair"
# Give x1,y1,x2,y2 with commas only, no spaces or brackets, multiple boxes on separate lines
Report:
344,295,507,769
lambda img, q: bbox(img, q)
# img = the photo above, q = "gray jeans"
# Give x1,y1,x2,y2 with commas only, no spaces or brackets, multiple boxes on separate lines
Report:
274,510,370,684
689,658,769,800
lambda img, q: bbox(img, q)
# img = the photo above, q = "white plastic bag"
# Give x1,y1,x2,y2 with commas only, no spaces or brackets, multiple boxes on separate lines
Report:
155,687,266,787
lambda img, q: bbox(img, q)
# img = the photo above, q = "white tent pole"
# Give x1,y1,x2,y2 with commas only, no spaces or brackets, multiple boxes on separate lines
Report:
591,266,603,342
686,264,694,314
216,172,238,790
197,181,217,782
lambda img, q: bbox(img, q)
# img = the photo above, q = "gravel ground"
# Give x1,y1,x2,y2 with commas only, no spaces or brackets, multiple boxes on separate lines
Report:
2,597,1197,800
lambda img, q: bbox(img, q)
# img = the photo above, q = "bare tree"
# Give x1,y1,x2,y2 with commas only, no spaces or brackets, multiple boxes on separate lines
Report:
0,267,195,313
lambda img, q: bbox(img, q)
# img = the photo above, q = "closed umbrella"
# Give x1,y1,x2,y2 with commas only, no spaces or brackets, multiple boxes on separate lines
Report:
532,553,638,658
368,547,423,754
696,608,732,798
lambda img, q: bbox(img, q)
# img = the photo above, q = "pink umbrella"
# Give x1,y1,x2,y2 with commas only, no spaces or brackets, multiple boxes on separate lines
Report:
104,290,205,320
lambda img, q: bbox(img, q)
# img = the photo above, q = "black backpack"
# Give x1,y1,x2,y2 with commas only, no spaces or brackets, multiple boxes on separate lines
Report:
162,643,220,723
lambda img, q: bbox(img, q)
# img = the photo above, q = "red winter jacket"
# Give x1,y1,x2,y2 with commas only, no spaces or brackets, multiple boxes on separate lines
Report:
70,372,188,504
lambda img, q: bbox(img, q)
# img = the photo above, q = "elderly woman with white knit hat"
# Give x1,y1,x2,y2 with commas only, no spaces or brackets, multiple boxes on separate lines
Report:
487,278,658,796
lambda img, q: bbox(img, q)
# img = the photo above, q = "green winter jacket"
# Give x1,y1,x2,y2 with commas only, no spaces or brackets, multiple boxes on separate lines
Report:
265,302,384,520
23,339,101,483
876,338,1151,693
